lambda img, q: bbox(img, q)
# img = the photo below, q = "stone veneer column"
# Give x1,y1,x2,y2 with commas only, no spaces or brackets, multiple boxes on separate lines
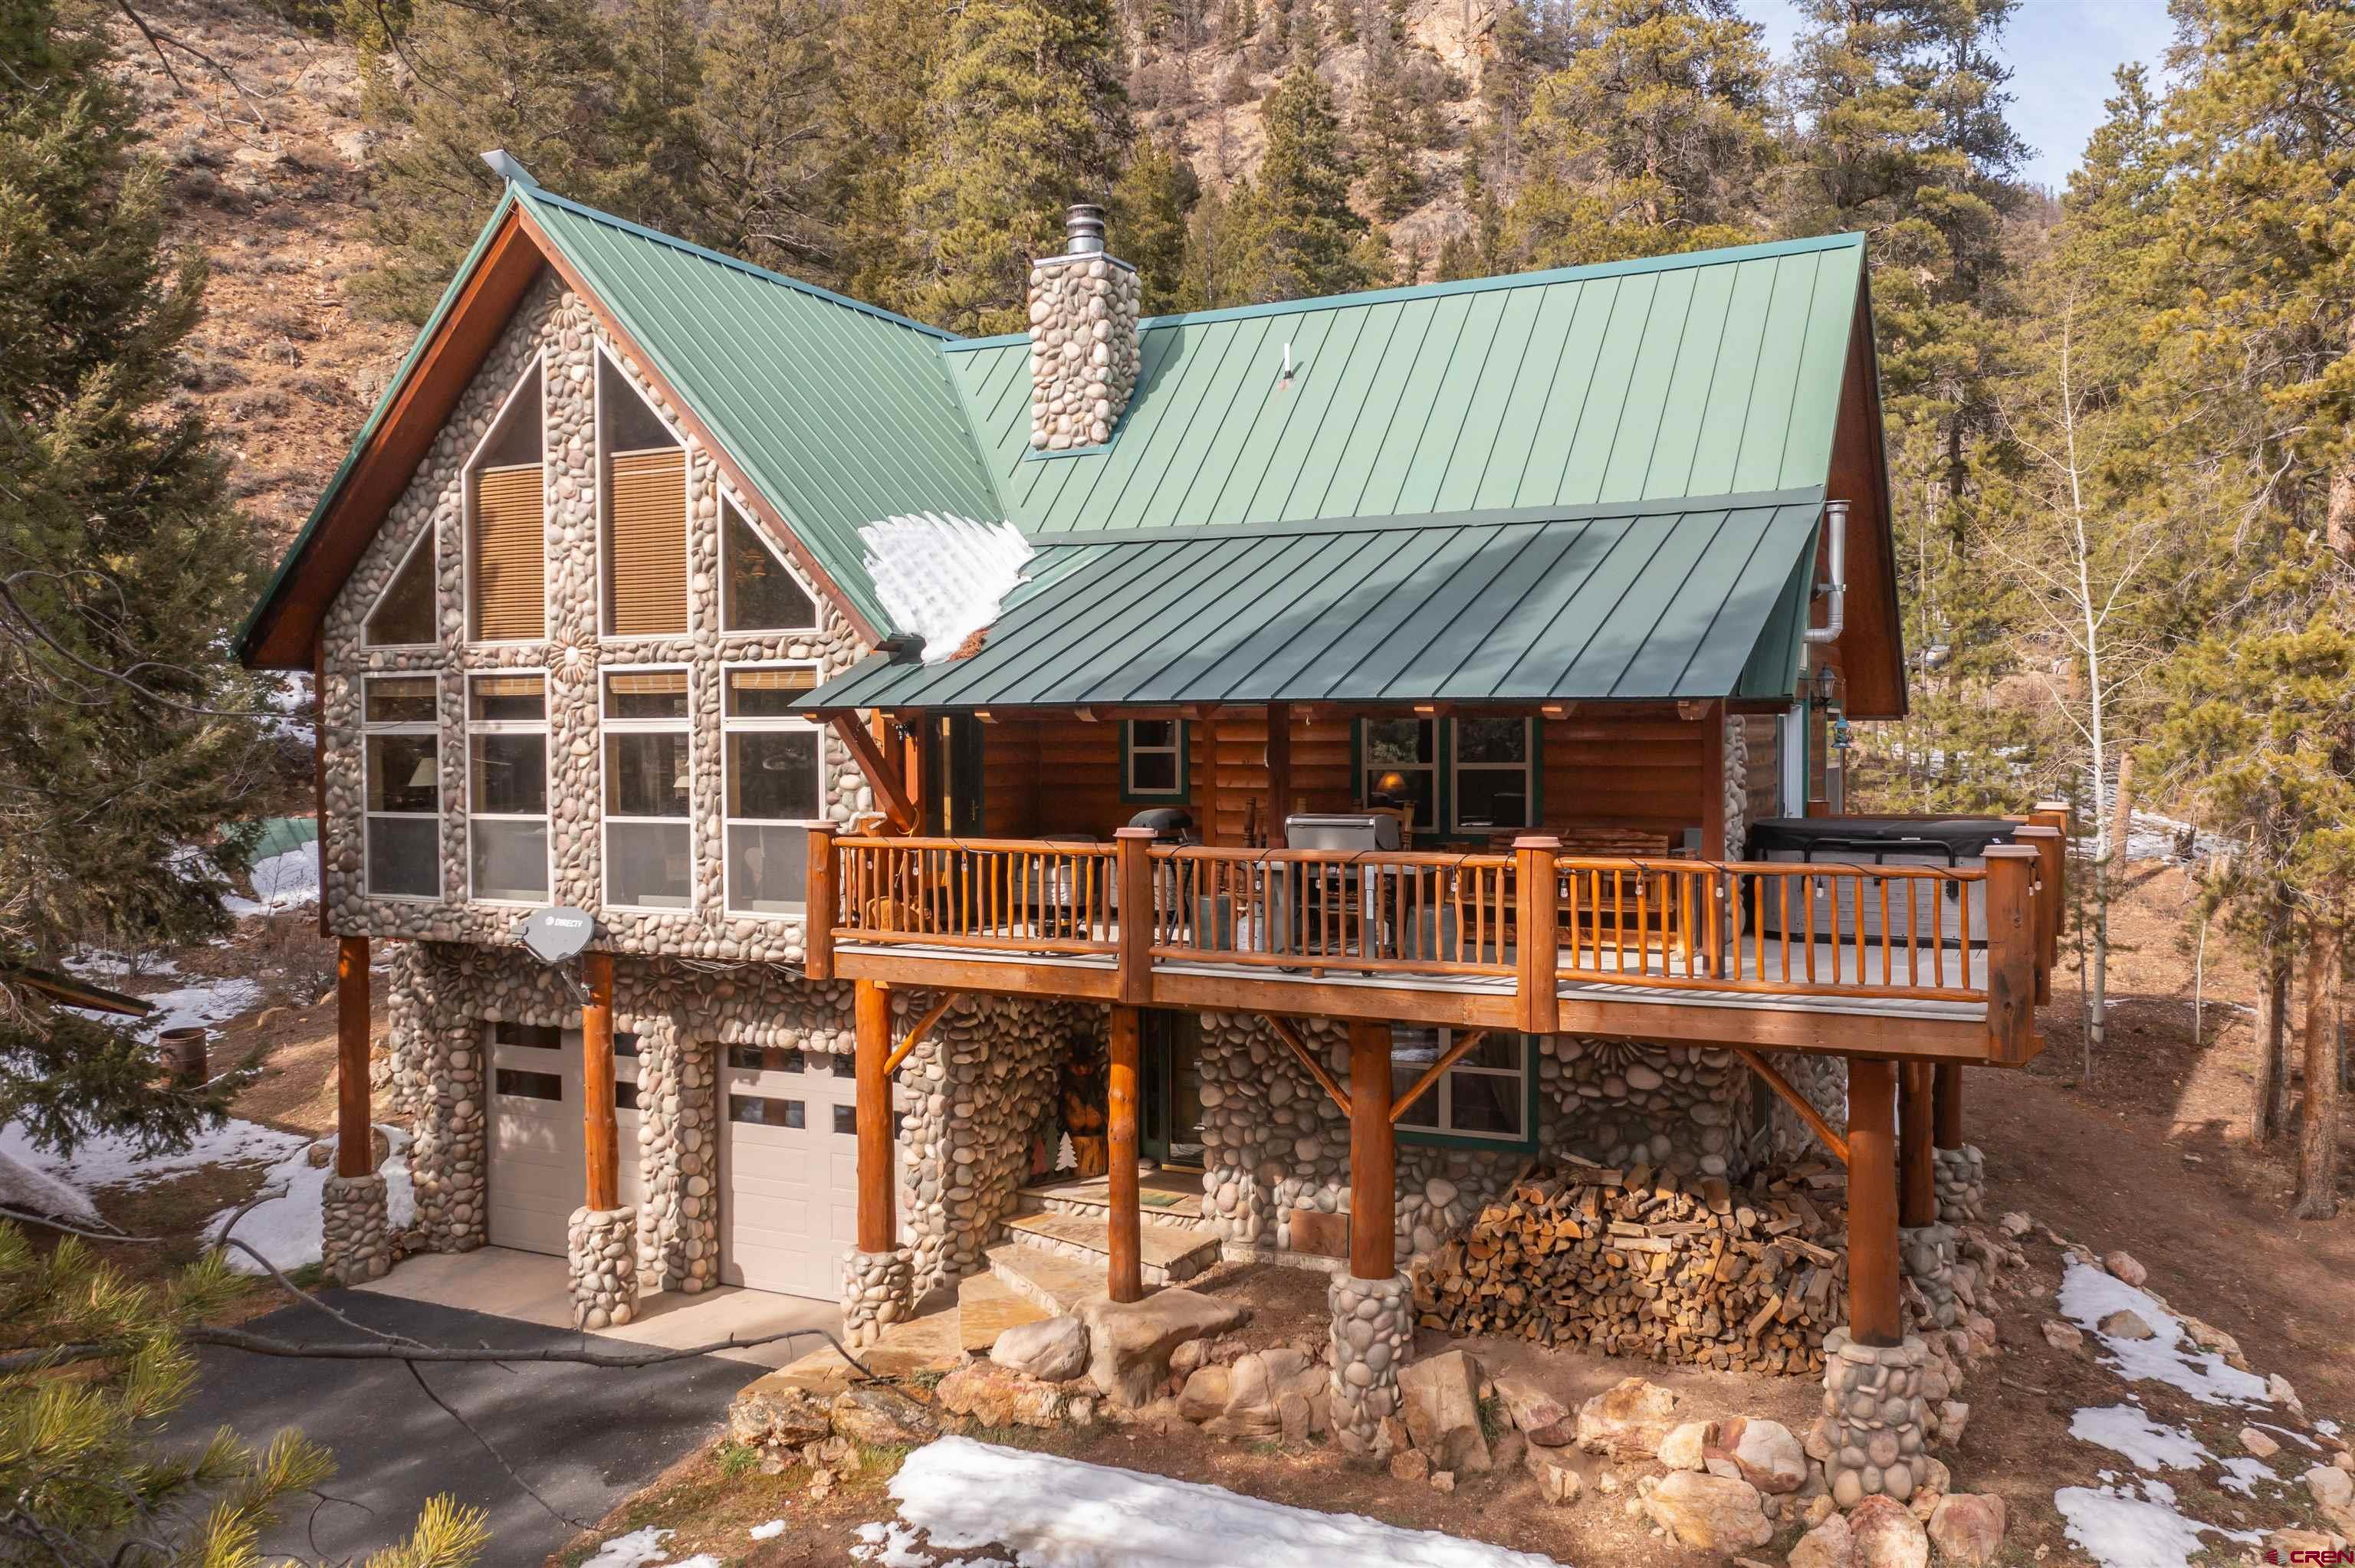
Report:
567,1205,639,1329
632,1018,719,1293
1900,1220,1962,1330
320,1173,392,1284
1329,1272,1414,1452
404,945,489,1253
1817,1327,1933,1505
1933,1144,1986,1225
842,1247,915,1349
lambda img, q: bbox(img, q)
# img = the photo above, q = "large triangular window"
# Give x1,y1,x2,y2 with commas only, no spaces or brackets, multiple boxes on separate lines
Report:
467,364,546,641
365,526,436,648
721,499,816,632
599,352,688,638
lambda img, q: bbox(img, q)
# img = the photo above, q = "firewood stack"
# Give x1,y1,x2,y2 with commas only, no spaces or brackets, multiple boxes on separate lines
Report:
1409,1159,1851,1376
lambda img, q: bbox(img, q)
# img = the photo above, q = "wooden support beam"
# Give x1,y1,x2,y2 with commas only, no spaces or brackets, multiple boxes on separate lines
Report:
828,714,917,832
1933,1063,1963,1150
335,936,372,1179
1983,847,2040,1064
1115,828,1155,1005
1847,1058,1901,1346
1899,1060,1937,1228
1348,1020,1397,1280
855,979,896,1254
1265,1015,1349,1114
1698,699,1729,860
1514,835,1561,1035
806,823,838,980
2016,822,2063,1003
1729,1044,1848,1165
1390,1029,1490,1124
903,717,933,834
1266,702,1292,848
1107,1006,1144,1303
581,951,619,1212
882,992,957,1079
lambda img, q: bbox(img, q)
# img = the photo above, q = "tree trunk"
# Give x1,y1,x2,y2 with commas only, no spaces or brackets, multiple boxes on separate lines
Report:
2253,952,2292,1147
2291,920,2342,1221
2086,757,2130,1076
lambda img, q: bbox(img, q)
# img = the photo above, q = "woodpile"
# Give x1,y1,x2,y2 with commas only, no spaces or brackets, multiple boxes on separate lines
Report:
1410,1160,1851,1376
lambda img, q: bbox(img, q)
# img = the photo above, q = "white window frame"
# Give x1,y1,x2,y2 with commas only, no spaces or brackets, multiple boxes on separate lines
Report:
1394,1027,1532,1146
465,672,553,907
598,663,698,913
1123,719,1185,800
594,343,694,643
363,523,439,651
718,492,823,638
1449,716,1535,834
1362,716,1439,832
361,672,442,903
462,359,550,646
720,661,826,917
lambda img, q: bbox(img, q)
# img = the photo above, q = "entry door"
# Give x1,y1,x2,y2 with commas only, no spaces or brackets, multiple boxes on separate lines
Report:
487,1022,642,1257
1140,1010,1207,1169
720,1044,870,1297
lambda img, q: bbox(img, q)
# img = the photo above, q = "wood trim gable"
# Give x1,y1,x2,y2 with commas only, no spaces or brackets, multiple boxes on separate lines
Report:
1828,280,1907,721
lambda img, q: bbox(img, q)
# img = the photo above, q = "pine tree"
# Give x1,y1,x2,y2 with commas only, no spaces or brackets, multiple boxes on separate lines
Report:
1222,60,1378,302
1501,0,1772,268
893,0,1131,333
1112,136,1203,314
1355,41,1421,220
0,0,277,1156
694,0,852,282
830,0,954,307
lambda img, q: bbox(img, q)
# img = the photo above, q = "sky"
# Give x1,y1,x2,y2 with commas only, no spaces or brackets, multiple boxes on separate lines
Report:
1747,0,2179,192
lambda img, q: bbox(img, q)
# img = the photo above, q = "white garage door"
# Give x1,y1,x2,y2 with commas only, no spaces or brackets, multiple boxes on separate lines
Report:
721,1044,875,1297
488,1022,642,1257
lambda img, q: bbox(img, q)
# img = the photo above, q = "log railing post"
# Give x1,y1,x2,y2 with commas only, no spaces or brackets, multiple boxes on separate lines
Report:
1984,846,2039,1064
1933,1062,1963,1150
1514,835,1562,1037
806,822,838,981
1115,827,1155,1005
854,979,895,1254
1107,1005,1144,1302
1898,1061,1936,1228
1846,1056,1901,1346
1266,703,1292,848
335,935,372,1179
1348,1021,1396,1281
2015,822,2062,1002
581,950,619,1213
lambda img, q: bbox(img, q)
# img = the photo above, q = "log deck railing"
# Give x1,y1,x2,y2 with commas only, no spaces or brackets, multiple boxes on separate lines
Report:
806,825,2053,1064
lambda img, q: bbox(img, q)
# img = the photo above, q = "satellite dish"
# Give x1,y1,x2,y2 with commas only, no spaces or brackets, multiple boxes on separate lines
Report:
521,907,596,965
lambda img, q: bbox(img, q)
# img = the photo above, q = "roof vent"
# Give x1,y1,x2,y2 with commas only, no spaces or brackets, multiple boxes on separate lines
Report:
1064,203,1108,255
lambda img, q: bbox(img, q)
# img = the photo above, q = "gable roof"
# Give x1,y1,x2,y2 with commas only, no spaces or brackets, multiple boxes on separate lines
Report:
945,233,1868,536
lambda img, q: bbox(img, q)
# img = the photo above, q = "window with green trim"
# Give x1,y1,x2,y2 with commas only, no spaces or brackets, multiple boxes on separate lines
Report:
1391,1028,1536,1150
1121,720,1187,801
1358,717,1538,837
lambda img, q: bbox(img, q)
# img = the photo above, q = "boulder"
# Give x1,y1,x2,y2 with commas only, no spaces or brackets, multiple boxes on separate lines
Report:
1705,1416,1806,1494
1926,1493,2006,1567
2240,1426,2281,1459
1168,1337,1211,1382
2272,1375,2308,1422
1178,1365,1233,1423
2097,1308,2155,1341
2039,1319,2084,1352
828,1386,940,1448
1494,1374,1570,1436
2100,1250,2147,1288
1525,1419,1576,1448
1640,1470,1772,1552
726,1382,833,1448
1201,1349,1317,1438
934,1361,1069,1429
1398,1350,1492,1475
1576,1376,1680,1459
1279,1390,1313,1444
1848,1494,1930,1568
1078,1289,1249,1409
1788,1513,1855,1568
1525,1445,1582,1504
1936,1400,1971,1448
2307,1463,2355,1532
992,1314,1090,1383
2272,1530,2348,1561
1430,1470,1455,1494
1657,1420,1715,1471
1391,1448,1431,1483
1997,1212,2032,1238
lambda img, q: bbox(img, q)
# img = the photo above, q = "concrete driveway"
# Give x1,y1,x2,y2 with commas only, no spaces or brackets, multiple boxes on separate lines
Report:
166,1255,841,1561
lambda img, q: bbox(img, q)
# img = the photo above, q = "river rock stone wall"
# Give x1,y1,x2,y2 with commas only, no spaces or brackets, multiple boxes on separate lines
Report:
567,1204,638,1328
317,274,869,964
1027,252,1142,450
1817,1329,1933,1506
1934,1144,1985,1225
1764,1053,1851,1165
1329,1271,1414,1450
320,1172,392,1284
631,1015,718,1293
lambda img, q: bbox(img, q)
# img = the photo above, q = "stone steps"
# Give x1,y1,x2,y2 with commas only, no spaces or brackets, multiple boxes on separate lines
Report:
986,1242,1106,1316
1013,1189,1214,1230
955,1269,1048,1354
1000,1209,1222,1284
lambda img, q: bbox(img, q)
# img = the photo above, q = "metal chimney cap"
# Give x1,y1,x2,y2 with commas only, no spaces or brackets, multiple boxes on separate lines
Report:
1065,203,1107,254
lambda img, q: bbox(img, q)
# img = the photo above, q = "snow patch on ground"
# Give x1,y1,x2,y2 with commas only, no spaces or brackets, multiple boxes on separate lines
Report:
2057,1259,2271,1406
207,1125,414,1272
878,1438,1570,1568
0,1149,101,1222
138,976,263,1035
2057,1476,2259,1568
0,1115,306,1196
580,1530,676,1567
2070,1405,2212,1471
748,1519,787,1541
63,950,181,982
222,845,320,916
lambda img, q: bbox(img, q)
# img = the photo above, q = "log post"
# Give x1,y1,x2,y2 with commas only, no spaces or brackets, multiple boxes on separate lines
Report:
581,951,619,1212
1514,835,1562,1036
806,822,838,981
335,936,372,1179
854,979,895,1254
1348,1020,1396,1280
1846,1056,1901,1346
1933,1064,1963,1150
1699,700,1728,860
1898,1061,1936,1228
1266,702,1292,848
1115,827,1155,1005
2015,822,2062,1002
1984,846,2040,1064
1107,1005,1144,1303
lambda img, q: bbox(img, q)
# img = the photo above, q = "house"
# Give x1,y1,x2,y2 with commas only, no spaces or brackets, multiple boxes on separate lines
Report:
237,164,2061,1501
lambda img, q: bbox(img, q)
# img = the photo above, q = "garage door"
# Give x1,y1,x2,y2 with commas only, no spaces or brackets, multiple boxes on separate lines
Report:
720,1044,874,1297
487,1022,642,1257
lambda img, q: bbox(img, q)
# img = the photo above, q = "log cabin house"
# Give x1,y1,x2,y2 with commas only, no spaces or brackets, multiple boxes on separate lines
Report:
237,162,2061,1497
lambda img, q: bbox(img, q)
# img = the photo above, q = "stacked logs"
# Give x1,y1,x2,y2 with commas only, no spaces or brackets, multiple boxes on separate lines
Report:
1410,1160,1851,1376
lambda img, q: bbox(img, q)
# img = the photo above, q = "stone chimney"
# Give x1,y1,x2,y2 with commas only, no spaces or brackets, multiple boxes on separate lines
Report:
1027,204,1142,451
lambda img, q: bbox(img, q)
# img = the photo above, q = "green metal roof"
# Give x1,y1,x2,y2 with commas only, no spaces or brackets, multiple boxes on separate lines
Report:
517,189,1001,632
945,234,1866,536
797,490,1823,711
